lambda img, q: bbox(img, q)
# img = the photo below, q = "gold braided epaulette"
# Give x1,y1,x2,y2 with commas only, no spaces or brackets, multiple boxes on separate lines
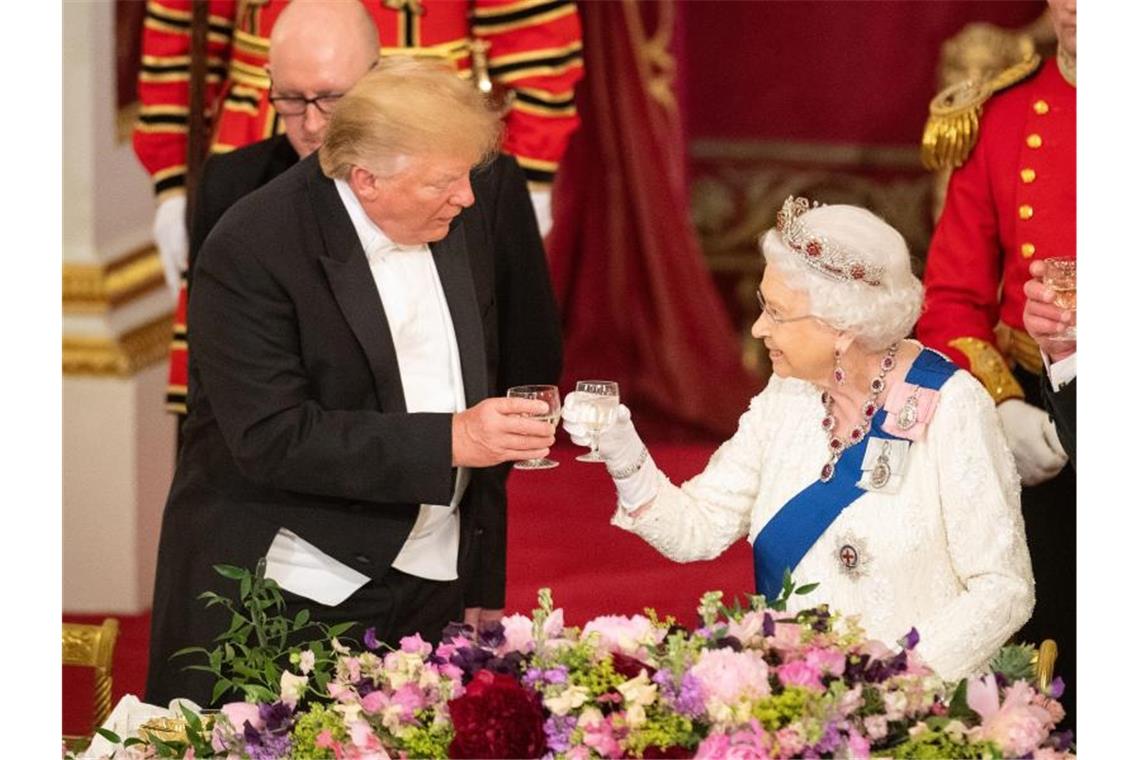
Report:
948,336,1025,404
921,53,1042,171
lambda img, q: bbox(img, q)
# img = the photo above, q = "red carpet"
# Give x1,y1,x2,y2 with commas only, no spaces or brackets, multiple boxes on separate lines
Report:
64,439,754,710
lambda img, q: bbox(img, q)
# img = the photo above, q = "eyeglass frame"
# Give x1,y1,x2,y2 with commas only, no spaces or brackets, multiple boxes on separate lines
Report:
268,92,345,116
268,60,380,117
755,289,819,325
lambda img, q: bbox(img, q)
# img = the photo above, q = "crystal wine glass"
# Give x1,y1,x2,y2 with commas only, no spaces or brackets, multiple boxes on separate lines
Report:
573,380,620,462
506,384,561,470
1042,257,1076,340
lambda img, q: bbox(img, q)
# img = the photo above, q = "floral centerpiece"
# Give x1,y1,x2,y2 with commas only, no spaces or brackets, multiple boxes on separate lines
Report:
87,568,1073,759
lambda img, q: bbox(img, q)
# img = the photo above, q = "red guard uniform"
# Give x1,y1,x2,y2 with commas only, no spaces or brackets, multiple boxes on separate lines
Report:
918,55,1075,402
134,0,584,413
916,53,1076,726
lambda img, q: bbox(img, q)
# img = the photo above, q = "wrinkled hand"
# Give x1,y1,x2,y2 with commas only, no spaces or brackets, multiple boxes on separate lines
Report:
154,194,189,300
998,399,1068,486
562,391,659,510
463,607,504,631
452,397,555,468
1022,261,1076,362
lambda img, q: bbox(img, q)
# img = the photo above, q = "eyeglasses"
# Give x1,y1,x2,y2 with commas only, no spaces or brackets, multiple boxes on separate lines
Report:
756,290,816,325
268,93,344,116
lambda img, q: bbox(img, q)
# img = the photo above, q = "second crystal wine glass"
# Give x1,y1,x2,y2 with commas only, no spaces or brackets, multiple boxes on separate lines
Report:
506,384,561,470
574,380,620,462
1042,257,1076,340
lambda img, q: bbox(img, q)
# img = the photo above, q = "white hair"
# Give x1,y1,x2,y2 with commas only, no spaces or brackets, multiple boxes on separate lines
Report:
760,204,924,351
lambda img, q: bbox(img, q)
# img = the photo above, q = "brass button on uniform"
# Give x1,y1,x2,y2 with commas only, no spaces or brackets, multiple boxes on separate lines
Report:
1019,204,1034,220
1020,168,1037,183
1026,133,1043,149
1021,242,1036,257
1033,99,1050,115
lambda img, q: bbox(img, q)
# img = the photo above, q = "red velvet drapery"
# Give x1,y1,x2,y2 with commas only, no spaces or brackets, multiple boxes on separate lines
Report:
547,0,759,440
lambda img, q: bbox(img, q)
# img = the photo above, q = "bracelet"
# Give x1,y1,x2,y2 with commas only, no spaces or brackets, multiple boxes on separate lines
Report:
607,446,649,480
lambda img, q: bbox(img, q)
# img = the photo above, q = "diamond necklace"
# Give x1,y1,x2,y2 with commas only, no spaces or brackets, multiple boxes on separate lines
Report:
819,342,900,482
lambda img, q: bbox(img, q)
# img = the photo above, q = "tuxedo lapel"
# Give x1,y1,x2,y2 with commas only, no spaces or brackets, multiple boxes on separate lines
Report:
306,163,407,413
431,221,489,407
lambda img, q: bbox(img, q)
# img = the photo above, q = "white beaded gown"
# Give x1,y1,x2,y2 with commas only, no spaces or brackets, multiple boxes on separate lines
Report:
612,352,1034,681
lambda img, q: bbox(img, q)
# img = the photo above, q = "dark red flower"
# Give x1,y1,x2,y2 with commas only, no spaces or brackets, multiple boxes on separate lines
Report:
640,745,694,759
448,670,547,758
610,652,656,680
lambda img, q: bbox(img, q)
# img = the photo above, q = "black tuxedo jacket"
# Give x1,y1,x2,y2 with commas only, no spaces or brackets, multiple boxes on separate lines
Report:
147,150,560,704
1042,374,1076,467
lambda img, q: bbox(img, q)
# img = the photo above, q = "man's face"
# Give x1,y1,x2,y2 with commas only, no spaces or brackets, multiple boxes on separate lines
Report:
268,45,374,158
1047,0,1076,59
353,153,478,246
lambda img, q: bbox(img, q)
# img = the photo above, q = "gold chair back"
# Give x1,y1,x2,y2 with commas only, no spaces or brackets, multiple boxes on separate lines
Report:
63,618,120,751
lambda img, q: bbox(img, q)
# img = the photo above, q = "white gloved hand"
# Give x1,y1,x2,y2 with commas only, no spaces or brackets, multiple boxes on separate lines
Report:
562,391,659,510
997,398,1068,486
529,186,553,239
153,194,189,300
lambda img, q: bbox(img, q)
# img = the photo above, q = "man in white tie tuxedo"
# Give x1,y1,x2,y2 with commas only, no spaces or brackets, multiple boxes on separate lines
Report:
145,58,562,706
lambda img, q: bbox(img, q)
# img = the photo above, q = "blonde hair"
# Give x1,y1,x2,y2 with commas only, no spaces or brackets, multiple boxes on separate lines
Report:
760,204,924,351
319,58,502,179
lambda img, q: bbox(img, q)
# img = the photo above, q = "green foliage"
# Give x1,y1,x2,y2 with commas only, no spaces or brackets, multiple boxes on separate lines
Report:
175,559,358,705
397,719,455,759
752,685,813,732
624,712,700,756
876,728,1003,759
987,643,1037,683
289,703,348,760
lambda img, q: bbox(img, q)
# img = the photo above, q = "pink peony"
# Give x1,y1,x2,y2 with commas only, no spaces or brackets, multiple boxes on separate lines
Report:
582,614,664,657
774,725,806,757
804,646,846,677
499,613,535,655
694,720,773,759
776,659,825,692
844,730,871,759
725,612,767,646
690,648,772,707
360,689,389,714
399,634,432,657
766,622,804,655
967,676,1052,757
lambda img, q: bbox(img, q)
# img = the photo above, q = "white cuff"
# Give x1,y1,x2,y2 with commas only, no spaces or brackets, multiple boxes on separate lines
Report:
615,454,660,512
1041,350,1076,392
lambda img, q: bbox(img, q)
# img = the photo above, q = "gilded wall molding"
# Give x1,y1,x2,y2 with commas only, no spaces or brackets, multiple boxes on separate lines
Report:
62,244,166,314
63,313,174,377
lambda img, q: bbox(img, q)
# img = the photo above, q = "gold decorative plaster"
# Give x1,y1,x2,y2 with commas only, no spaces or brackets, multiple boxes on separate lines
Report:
63,245,166,314
63,314,174,377
62,618,119,750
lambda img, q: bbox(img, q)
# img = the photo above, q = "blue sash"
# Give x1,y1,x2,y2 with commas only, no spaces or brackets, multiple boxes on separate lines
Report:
752,349,957,601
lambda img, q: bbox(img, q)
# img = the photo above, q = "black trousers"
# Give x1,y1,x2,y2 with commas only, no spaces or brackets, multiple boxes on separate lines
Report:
1012,366,1076,731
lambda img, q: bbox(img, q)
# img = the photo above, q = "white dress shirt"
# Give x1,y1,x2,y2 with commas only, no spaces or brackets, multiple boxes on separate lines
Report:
334,178,469,581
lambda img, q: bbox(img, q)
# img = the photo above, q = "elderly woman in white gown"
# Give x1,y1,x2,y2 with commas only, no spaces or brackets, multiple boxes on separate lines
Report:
562,198,1034,681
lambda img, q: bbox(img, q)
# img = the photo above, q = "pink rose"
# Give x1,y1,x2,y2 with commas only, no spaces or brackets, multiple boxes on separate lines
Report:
776,660,824,692
804,646,846,677
399,634,432,656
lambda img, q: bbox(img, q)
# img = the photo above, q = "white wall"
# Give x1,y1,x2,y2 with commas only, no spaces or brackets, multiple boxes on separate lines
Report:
63,1,176,613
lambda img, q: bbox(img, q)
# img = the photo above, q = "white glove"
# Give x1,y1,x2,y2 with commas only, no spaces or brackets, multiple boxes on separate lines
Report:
562,391,659,510
529,187,553,239
997,398,1068,486
153,194,189,300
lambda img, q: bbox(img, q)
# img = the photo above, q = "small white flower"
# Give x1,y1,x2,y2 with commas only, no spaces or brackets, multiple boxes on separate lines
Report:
279,671,309,708
298,649,315,675
544,684,590,716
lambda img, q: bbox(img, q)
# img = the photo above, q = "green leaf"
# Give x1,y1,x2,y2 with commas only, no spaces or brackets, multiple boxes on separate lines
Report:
94,728,123,744
180,704,203,733
122,737,145,747
212,678,234,704
947,678,977,722
214,564,247,580
240,573,252,601
325,621,356,638
172,646,209,658
795,582,820,595
294,608,311,629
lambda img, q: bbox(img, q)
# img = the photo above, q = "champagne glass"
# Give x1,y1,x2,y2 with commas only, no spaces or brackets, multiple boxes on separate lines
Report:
1042,257,1076,340
574,380,620,462
506,384,561,470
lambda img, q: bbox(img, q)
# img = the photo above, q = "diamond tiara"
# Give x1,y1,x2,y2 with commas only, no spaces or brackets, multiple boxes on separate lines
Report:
774,196,884,286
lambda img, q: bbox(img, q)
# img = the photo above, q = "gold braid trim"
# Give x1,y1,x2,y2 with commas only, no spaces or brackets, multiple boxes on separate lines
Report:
995,322,1044,375
948,336,1025,404
921,53,1041,171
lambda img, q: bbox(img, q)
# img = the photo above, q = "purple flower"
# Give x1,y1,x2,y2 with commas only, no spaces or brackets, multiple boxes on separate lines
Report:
257,701,293,734
543,714,578,753
545,666,569,684
247,732,292,760
901,627,920,650
1048,676,1065,699
811,721,842,754
363,626,381,650
653,669,705,718
762,613,775,637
